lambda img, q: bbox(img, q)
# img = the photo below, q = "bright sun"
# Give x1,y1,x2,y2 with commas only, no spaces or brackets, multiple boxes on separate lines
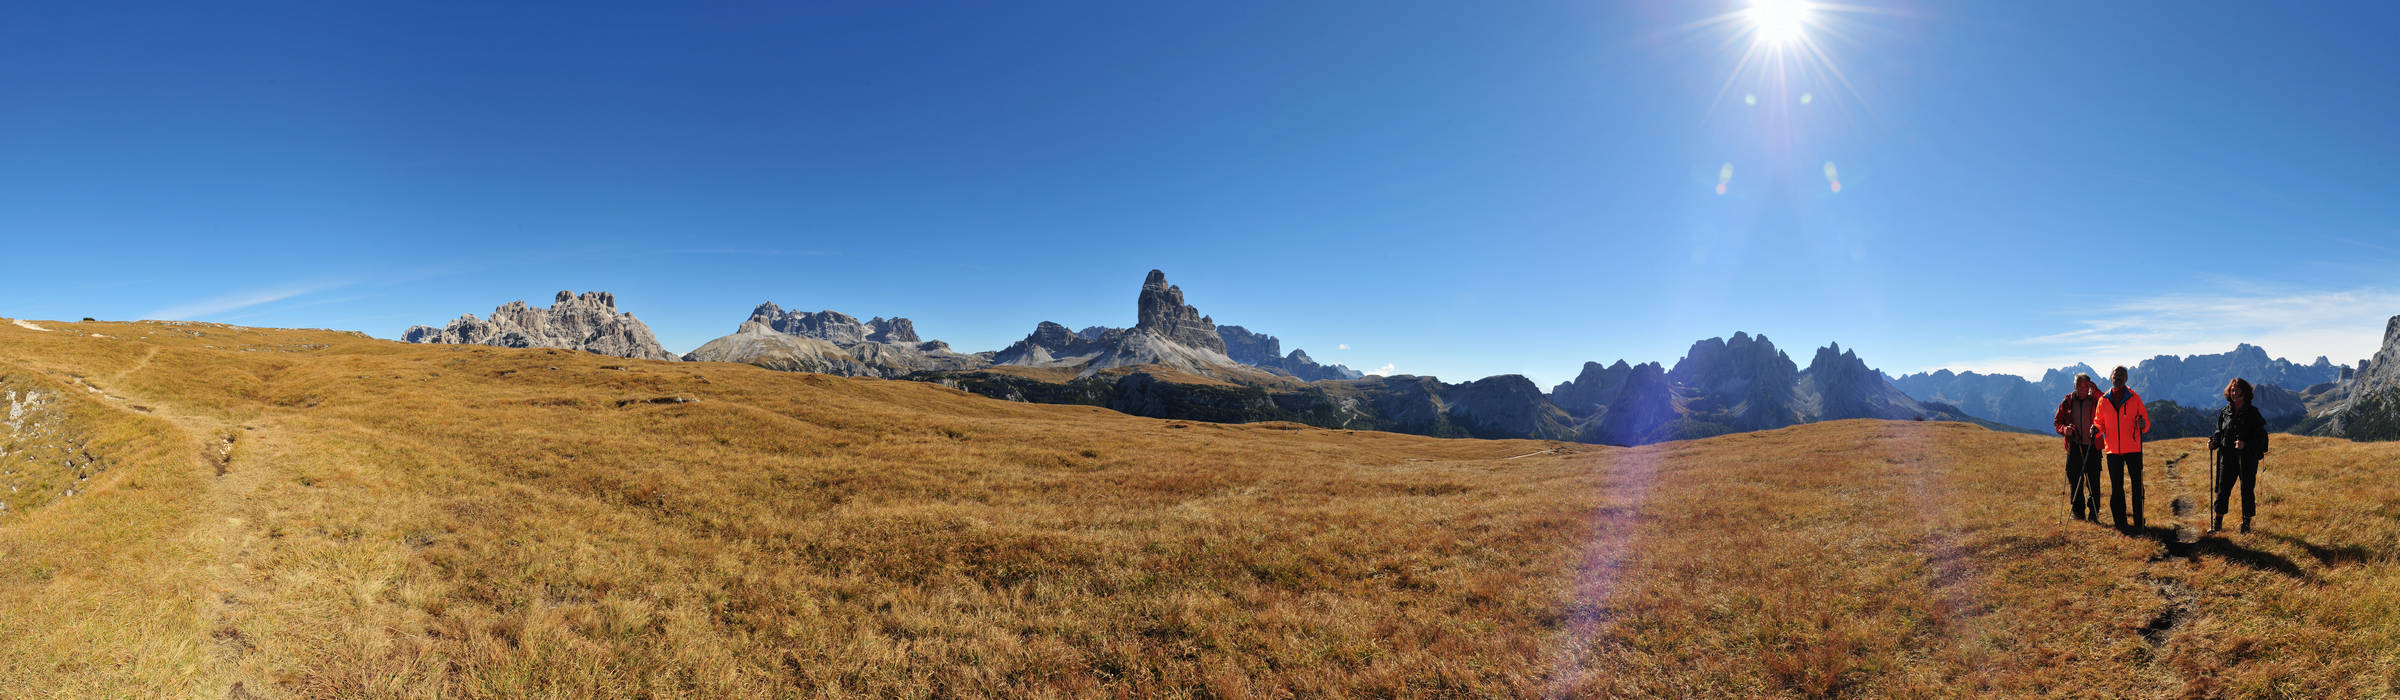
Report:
1747,0,1811,45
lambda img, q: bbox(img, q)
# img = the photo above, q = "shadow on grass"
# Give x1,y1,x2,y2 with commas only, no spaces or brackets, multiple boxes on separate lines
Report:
2266,533,2387,569
2125,524,2312,581
2197,537,2311,581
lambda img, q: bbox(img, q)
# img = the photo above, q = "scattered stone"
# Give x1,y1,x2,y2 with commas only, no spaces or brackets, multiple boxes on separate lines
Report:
615,396,699,407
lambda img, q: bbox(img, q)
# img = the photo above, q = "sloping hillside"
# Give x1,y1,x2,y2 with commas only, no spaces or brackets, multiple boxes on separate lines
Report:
0,319,2394,698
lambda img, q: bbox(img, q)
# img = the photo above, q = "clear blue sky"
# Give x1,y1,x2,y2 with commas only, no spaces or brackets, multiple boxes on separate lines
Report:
4,1,2396,385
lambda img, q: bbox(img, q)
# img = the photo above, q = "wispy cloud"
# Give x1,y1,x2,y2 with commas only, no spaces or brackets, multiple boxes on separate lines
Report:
1930,286,2400,378
1363,363,1397,377
145,280,353,321
1336,343,1349,351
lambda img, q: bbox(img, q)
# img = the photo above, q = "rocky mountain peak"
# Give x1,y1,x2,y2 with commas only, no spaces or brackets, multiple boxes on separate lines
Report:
1029,321,1078,347
1133,270,1227,354
744,303,923,346
403,290,677,361
1549,358,1637,418
557,290,615,308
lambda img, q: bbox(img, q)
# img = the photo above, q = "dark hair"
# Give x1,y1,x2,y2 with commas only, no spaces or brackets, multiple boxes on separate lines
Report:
2111,366,2129,382
2226,377,2253,403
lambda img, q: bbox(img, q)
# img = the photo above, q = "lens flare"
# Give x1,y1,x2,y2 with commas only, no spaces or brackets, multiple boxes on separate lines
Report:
1824,161,1842,192
1695,0,1869,116
1743,93,1757,106
1717,163,1735,195
1746,0,1811,46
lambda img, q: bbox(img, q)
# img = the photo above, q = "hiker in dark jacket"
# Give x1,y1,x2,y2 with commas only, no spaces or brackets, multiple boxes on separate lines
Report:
2052,374,2104,522
2209,378,2270,534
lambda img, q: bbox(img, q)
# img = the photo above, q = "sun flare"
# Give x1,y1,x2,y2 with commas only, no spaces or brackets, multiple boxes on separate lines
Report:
1746,0,1811,45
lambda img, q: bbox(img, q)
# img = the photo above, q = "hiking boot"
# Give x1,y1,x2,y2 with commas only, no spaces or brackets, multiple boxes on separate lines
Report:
2134,516,2146,529
2240,518,2252,534
2209,515,2224,533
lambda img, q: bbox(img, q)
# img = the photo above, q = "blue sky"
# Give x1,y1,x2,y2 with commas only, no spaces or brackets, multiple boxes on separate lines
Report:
3,1,2396,385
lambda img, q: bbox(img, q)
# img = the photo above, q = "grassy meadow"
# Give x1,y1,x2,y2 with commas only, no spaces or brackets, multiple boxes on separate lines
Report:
0,319,2395,698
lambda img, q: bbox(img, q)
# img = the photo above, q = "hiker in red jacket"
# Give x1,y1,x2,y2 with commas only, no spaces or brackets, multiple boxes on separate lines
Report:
2052,373,2104,522
2092,366,2151,530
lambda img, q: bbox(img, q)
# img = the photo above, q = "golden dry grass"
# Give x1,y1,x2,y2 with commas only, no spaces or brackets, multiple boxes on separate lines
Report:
0,319,2394,698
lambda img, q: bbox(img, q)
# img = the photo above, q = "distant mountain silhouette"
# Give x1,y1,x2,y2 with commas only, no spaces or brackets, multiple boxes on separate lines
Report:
1893,346,2343,432
1553,335,2003,446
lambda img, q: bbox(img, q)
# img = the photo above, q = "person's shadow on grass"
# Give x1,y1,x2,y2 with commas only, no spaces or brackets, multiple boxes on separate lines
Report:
2127,524,2312,582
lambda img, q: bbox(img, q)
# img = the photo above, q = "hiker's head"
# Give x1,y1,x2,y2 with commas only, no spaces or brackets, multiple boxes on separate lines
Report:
2110,366,2129,388
2225,378,2253,406
2075,373,2095,393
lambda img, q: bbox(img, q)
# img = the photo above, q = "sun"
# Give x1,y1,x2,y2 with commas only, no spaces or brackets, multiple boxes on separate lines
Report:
1746,0,1812,45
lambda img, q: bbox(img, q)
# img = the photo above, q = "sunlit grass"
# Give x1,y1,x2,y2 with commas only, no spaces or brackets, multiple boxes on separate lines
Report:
0,320,2394,697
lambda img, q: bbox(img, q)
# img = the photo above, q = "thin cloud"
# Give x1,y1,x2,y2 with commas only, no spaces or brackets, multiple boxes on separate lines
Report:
1337,343,1349,350
145,281,353,321
1936,286,2400,378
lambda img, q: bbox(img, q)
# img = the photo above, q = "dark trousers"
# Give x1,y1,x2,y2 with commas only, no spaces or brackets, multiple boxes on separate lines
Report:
2215,452,2258,519
2107,452,2144,526
2065,445,2102,519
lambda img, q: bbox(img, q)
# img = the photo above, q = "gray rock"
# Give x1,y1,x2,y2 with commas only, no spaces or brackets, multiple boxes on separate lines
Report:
1216,325,1363,381
684,307,987,377
991,321,1113,367
994,270,1240,376
746,303,922,345
403,291,678,361
1135,269,1227,355
2306,314,2400,440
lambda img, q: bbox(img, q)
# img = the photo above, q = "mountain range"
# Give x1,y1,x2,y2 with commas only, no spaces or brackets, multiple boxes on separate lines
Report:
1891,344,2344,436
399,270,2400,446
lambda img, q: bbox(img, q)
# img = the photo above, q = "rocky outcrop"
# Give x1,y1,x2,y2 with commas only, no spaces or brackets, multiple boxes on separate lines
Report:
1443,375,1579,440
745,303,922,346
1800,342,1928,421
684,304,988,377
1588,362,1676,446
990,322,1113,367
1135,270,1226,354
1216,325,1364,381
992,270,1240,376
1549,360,1632,418
1671,332,1802,431
403,291,678,361
982,270,1361,381
2301,314,2400,440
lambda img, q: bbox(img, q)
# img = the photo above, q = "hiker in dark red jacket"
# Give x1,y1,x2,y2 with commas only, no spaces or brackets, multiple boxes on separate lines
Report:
2052,373,2105,522
2092,366,2152,530
2210,378,2270,534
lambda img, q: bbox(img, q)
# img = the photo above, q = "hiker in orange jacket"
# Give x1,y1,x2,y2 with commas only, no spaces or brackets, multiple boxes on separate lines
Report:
2051,374,2104,522
2091,365,2151,530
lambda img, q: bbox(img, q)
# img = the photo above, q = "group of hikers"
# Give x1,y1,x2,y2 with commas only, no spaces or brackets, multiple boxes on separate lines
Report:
2052,366,2270,534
